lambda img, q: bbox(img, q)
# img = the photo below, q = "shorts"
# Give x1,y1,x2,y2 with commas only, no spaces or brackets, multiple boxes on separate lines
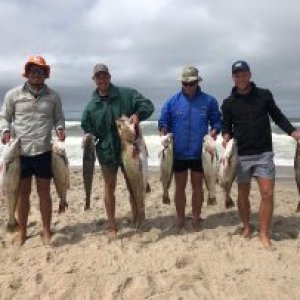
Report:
173,159,203,173
21,151,52,179
237,152,275,183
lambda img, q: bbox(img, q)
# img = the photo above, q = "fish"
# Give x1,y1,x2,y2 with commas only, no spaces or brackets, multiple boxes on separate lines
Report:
294,140,300,212
52,138,70,213
159,133,173,204
116,116,148,229
202,134,218,206
0,138,21,232
218,138,238,208
82,134,96,210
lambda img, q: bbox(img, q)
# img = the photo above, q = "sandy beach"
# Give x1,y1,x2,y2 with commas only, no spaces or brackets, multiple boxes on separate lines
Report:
0,166,300,299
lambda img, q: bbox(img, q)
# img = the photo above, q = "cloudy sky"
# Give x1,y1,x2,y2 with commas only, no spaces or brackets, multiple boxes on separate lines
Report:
1,0,300,118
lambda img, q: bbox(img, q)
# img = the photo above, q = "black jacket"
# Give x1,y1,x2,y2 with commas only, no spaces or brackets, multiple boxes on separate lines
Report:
221,82,295,155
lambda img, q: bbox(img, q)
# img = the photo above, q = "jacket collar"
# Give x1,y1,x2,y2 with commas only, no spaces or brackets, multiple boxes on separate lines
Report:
23,82,50,97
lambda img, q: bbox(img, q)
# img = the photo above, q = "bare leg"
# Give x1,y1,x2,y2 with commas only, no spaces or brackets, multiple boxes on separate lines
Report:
36,177,53,244
17,177,32,245
174,171,188,229
256,177,274,248
237,181,251,238
190,171,204,228
102,169,118,236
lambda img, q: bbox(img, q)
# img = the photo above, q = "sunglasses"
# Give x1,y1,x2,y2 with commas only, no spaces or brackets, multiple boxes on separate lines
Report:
182,81,198,87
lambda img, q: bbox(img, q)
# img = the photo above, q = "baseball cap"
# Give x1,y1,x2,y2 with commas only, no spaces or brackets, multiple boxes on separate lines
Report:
178,66,202,82
232,60,250,74
92,63,110,78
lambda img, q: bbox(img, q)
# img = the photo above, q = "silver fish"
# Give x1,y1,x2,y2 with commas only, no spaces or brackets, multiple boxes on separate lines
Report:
82,134,96,210
116,116,148,229
202,134,218,206
52,139,70,213
294,140,300,212
159,133,173,204
0,138,21,232
218,138,238,208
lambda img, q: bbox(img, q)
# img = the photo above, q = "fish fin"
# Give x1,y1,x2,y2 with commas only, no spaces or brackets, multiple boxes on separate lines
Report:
146,182,151,193
162,195,171,205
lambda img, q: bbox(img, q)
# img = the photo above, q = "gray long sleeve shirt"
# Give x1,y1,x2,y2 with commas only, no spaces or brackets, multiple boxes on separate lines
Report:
0,84,65,155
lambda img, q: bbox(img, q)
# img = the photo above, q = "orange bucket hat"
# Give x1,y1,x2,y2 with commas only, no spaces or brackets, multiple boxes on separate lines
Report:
23,56,50,78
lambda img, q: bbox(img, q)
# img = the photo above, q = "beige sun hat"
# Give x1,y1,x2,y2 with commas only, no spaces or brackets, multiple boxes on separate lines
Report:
178,65,202,82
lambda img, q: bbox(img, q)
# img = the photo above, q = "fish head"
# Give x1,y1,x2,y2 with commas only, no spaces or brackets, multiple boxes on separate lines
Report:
82,133,96,149
52,138,66,155
116,116,136,142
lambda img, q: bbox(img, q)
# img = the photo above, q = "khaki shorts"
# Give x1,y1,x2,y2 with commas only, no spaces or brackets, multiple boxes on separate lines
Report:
237,152,275,183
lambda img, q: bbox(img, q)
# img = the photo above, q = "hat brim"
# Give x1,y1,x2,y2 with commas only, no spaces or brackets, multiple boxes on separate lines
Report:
178,76,202,82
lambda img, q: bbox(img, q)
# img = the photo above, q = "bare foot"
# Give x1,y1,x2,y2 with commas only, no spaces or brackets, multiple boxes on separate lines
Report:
106,227,118,241
259,234,274,250
41,231,54,245
192,217,203,231
12,232,27,246
242,225,252,239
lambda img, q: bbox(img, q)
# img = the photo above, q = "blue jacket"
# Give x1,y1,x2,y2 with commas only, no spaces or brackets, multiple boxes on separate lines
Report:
158,88,221,160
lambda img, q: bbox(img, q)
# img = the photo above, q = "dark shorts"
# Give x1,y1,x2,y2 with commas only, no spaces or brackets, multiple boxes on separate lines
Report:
21,151,52,179
173,159,203,173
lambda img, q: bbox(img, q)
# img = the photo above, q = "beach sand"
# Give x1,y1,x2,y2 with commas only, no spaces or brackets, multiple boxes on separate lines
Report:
0,167,300,299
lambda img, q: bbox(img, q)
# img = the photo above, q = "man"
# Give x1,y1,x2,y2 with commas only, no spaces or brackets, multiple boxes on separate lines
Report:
81,64,154,236
0,55,65,245
221,60,300,248
158,66,221,230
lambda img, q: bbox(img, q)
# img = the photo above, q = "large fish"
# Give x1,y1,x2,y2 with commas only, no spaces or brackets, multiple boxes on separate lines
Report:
0,138,21,232
202,134,218,206
294,140,300,212
116,116,148,229
218,138,238,208
82,134,96,210
52,138,70,213
159,133,173,204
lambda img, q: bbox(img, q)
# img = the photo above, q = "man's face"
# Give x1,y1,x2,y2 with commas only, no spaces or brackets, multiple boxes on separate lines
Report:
27,65,46,86
232,71,251,91
94,72,111,94
182,80,198,97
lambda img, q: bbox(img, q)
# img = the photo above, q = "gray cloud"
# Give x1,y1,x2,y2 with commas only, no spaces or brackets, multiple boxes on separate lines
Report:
1,0,300,117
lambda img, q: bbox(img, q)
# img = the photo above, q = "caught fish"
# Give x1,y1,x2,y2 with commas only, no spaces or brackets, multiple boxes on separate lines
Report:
0,138,21,232
116,116,148,229
82,134,96,210
294,140,300,212
159,133,173,204
202,134,218,206
218,138,238,208
52,138,70,213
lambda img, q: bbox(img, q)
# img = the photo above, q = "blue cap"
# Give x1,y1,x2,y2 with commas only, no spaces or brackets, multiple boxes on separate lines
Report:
232,60,250,74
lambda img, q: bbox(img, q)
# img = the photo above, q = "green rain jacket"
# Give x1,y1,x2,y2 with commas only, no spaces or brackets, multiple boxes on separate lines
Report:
81,84,154,166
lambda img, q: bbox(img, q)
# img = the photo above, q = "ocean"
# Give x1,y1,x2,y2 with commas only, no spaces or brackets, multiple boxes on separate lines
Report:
63,119,299,168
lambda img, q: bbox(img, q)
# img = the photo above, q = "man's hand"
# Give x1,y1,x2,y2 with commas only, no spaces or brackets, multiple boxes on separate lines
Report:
291,130,300,141
56,128,66,141
210,129,218,140
129,114,139,125
1,131,11,144
160,127,168,136
222,133,231,148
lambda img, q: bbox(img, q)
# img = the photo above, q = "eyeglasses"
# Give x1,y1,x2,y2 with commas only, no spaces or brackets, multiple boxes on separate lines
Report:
28,67,46,76
182,81,198,87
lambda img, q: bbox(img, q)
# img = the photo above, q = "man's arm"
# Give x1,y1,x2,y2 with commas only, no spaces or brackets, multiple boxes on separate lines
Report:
158,100,172,135
267,90,296,135
208,97,222,139
0,90,14,143
53,93,66,141
131,90,154,122
221,100,233,147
